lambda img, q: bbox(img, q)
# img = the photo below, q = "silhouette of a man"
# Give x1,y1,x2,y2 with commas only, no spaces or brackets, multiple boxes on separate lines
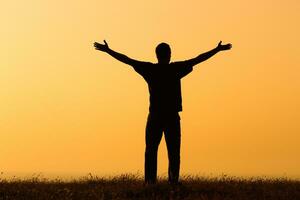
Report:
94,40,232,184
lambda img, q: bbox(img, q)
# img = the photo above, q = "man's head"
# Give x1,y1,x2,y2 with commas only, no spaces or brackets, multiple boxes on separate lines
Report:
156,43,171,64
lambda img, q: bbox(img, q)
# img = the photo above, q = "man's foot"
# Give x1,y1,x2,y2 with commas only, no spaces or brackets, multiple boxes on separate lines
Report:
169,181,182,187
144,180,156,186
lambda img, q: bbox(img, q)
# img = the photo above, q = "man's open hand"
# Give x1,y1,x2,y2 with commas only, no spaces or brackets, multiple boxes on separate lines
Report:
94,40,109,52
217,41,232,51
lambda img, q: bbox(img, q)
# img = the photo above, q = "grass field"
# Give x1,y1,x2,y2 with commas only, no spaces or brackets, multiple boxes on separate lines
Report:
0,174,299,200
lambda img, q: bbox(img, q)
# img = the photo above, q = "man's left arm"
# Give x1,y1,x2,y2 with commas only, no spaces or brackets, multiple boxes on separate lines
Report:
178,41,232,67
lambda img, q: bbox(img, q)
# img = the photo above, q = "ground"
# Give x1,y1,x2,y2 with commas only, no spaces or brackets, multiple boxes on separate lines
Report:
1,174,299,200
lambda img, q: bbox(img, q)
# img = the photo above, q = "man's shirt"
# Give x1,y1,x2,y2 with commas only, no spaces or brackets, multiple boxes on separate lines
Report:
132,62,193,113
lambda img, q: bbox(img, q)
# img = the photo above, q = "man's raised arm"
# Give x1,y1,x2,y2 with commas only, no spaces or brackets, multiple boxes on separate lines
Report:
180,41,232,67
94,40,144,66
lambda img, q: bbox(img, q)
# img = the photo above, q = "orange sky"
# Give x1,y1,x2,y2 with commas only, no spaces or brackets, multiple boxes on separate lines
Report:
1,0,299,178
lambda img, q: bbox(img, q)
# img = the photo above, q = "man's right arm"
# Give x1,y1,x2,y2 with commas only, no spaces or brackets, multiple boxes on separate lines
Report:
94,40,145,66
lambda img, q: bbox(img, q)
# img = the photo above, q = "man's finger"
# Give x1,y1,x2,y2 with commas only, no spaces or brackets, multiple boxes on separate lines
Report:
218,41,222,45
104,40,108,46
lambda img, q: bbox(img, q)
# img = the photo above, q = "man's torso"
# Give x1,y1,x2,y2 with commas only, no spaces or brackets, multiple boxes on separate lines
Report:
133,62,193,113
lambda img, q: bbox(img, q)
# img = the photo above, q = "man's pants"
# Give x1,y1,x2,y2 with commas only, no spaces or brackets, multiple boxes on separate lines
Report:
144,112,181,184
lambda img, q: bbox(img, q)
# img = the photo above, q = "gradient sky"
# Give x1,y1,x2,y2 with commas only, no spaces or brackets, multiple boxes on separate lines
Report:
1,0,299,178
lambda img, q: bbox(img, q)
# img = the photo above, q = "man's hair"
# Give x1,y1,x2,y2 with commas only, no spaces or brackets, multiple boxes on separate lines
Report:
155,43,171,61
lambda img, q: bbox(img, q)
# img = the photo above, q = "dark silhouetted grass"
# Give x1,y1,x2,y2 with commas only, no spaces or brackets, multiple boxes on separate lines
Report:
0,173,299,199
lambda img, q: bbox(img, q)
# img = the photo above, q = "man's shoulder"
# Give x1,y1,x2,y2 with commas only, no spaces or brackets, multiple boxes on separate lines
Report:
170,61,188,66
132,61,154,75
134,61,154,66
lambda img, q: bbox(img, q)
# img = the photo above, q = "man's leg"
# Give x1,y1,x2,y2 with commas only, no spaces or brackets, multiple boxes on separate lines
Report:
164,113,181,184
145,113,163,184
